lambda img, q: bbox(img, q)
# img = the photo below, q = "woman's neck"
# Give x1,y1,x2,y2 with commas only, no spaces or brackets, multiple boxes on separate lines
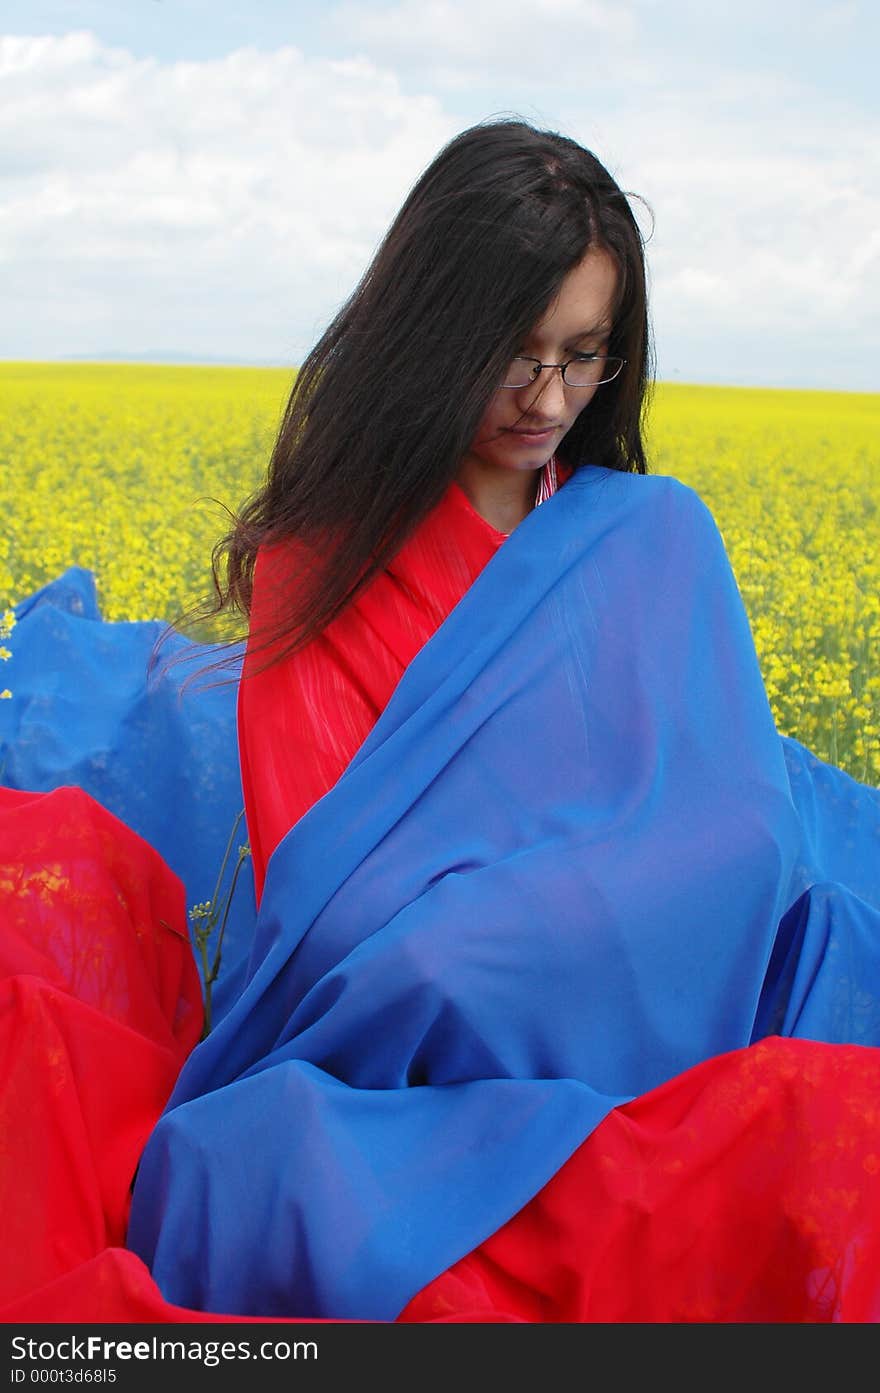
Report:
455,460,542,535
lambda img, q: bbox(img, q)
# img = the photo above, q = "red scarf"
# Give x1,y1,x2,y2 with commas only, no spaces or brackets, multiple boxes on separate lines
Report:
239,466,568,903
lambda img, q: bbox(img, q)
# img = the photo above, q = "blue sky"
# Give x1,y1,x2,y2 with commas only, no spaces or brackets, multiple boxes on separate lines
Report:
2,0,877,388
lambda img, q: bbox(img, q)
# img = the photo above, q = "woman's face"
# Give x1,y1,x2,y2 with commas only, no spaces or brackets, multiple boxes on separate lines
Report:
461,245,619,479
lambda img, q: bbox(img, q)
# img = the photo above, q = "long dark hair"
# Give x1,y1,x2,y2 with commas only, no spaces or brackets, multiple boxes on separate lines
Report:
176,116,653,681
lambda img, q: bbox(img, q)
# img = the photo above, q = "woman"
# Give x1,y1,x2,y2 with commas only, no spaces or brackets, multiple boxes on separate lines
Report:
126,119,880,1322
229,118,646,903
3,118,880,1324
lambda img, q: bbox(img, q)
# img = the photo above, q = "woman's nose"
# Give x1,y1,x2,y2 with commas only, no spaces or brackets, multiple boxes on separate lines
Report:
519,365,567,419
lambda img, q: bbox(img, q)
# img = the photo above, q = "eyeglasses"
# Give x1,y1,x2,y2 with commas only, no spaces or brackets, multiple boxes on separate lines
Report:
500,354,626,389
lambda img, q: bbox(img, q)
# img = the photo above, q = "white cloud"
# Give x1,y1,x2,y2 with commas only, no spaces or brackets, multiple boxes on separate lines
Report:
0,32,454,360
319,0,879,384
550,87,880,384
328,0,636,88
622,139,880,354
1,16,877,388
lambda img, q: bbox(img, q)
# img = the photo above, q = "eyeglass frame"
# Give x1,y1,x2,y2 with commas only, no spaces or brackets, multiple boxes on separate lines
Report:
499,354,626,389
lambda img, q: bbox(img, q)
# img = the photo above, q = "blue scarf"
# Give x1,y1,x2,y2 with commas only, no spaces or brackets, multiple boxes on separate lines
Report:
124,466,880,1319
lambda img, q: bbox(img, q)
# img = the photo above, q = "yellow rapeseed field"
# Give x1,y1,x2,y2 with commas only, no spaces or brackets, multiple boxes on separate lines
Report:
1,362,878,783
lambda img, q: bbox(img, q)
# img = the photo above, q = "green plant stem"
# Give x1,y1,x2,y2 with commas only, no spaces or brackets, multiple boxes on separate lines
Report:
209,846,248,984
208,807,245,911
198,839,250,1041
197,931,215,1037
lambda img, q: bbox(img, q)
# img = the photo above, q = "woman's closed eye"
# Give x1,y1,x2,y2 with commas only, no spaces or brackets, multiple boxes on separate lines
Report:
513,349,606,362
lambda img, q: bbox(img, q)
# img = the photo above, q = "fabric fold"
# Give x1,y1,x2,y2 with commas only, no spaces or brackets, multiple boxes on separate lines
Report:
126,468,880,1319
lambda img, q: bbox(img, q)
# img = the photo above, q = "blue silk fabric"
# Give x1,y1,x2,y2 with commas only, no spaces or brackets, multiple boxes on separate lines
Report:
123,467,880,1320
0,567,256,1020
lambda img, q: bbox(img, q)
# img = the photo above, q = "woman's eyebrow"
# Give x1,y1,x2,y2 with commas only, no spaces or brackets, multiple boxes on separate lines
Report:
525,322,612,348
566,323,612,343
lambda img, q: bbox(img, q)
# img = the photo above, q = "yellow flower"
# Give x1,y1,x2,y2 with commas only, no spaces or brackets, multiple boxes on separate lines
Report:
2,364,878,783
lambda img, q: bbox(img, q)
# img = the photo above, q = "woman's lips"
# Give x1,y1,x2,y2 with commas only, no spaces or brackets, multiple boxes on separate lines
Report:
507,426,558,443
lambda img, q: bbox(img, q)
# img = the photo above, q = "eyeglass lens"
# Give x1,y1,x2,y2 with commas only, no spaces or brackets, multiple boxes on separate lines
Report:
502,357,623,388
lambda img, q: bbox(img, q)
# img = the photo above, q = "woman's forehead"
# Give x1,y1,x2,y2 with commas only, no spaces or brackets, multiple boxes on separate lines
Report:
526,248,618,344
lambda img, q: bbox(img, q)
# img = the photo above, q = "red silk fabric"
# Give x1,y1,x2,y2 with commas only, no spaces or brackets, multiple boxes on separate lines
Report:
238,481,509,905
0,786,203,1320
0,786,339,1324
401,1038,880,1323
239,468,880,1323
3,472,879,1322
